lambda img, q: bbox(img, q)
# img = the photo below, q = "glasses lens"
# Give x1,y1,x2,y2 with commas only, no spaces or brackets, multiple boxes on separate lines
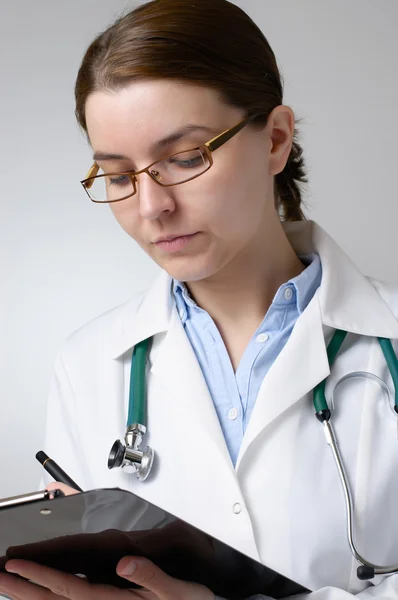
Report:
83,148,210,202
84,171,135,202
150,149,210,185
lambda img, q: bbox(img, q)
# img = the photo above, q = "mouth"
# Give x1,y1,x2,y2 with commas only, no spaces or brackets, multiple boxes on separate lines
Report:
153,232,200,253
153,232,196,243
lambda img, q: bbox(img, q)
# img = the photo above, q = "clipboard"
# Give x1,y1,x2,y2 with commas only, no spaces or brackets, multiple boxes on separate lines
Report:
0,488,309,599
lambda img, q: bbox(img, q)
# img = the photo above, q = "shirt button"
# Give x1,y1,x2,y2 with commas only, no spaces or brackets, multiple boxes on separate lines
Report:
284,287,293,301
256,333,269,343
178,308,185,319
233,502,242,514
228,407,238,420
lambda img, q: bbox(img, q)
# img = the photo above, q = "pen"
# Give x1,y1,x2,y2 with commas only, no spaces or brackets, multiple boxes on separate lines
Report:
36,450,83,492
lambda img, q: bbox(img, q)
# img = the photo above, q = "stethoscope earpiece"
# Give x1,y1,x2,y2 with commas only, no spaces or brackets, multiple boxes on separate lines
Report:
357,565,375,580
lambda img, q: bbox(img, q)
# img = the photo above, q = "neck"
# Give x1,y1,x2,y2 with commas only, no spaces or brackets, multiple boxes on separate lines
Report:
184,220,305,369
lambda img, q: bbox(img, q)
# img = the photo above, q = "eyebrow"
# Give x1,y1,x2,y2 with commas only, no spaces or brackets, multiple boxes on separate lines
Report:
92,124,217,162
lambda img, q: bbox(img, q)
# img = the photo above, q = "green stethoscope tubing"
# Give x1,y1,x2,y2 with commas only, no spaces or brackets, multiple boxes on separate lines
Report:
127,337,150,427
313,329,398,418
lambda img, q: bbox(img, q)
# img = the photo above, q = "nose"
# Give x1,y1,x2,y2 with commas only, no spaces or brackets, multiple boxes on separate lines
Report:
136,171,176,221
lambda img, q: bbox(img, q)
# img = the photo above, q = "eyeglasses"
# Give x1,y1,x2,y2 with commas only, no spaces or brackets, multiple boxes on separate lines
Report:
80,113,259,203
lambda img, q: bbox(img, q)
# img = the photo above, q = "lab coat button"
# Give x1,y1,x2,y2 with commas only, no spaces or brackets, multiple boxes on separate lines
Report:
228,408,238,420
256,333,269,343
284,287,293,300
233,503,242,514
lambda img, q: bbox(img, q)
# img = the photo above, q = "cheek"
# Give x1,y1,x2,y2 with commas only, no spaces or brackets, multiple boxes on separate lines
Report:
109,199,141,239
200,166,268,242
202,137,270,232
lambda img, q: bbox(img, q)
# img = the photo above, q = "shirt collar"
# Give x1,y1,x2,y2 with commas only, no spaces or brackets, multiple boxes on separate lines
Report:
173,253,322,321
172,280,194,325
270,253,321,315
110,220,398,359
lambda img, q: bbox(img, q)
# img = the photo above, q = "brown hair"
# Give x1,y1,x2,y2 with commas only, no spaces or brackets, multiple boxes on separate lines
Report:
75,0,307,221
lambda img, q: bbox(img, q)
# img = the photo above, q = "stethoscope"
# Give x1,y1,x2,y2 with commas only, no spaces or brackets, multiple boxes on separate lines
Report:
108,329,398,581
108,338,154,480
313,330,398,580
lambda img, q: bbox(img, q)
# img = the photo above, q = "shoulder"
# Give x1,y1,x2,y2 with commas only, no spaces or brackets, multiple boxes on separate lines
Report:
55,269,172,373
367,276,398,320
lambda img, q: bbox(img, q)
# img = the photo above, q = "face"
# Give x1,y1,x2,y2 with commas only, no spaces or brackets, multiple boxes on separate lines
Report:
85,80,287,282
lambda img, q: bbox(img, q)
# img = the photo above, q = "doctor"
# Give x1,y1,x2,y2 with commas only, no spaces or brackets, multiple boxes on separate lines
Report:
1,0,398,599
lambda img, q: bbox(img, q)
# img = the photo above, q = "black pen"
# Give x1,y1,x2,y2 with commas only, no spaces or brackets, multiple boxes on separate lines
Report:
36,450,83,492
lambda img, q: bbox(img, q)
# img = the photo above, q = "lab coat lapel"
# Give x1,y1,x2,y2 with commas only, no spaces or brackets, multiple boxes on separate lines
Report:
236,289,330,469
236,220,398,469
111,269,233,472
150,307,234,471
110,269,173,357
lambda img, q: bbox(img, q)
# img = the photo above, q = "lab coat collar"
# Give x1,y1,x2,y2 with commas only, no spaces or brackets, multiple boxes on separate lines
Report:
111,219,398,359
110,269,173,359
283,220,398,338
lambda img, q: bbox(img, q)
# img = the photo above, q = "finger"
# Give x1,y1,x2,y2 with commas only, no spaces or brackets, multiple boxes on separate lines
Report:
45,483,80,496
117,557,177,597
5,560,91,599
4,562,138,600
0,572,53,600
0,590,24,600
116,557,213,600
0,584,24,600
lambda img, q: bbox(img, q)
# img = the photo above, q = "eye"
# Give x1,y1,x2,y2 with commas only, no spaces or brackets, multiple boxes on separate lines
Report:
108,175,131,187
168,155,204,168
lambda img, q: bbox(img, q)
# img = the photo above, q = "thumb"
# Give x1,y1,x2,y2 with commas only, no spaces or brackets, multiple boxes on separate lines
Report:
116,556,178,597
116,556,214,599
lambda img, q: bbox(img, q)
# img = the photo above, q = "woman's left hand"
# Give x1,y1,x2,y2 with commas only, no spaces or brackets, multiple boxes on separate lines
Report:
0,557,215,599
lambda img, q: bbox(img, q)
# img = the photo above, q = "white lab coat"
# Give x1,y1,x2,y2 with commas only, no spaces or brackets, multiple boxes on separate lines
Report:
42,220,398,599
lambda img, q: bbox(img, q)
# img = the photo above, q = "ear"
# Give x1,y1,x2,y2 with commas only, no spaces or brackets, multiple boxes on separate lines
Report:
267,105,295,176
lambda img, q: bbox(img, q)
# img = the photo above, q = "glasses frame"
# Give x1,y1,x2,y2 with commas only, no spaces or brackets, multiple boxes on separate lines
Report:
80,113,260,203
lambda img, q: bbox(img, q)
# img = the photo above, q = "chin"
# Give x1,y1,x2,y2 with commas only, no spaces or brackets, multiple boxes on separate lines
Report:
158,253,219,283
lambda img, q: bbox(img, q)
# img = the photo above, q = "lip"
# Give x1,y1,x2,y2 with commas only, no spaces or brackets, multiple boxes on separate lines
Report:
153,232,200,253
153,233,197,243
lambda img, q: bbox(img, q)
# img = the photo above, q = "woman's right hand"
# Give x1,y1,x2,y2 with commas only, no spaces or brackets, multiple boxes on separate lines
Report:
45,482,80,496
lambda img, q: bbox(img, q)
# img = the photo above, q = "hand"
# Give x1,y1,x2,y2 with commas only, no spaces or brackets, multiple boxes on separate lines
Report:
0,556,215,599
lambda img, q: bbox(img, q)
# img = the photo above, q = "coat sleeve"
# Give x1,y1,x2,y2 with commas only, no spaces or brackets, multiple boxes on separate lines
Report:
213,574,398,599
292,576,398,598
38,348,94,491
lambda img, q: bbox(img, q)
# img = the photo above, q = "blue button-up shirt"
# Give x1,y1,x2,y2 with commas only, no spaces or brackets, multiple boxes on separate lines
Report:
173,253,322,466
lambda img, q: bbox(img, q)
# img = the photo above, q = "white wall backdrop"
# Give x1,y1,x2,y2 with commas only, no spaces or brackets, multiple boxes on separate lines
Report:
1,0,397,498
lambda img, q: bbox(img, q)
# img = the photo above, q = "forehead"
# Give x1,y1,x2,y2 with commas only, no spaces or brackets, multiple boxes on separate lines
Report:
85,80,227,148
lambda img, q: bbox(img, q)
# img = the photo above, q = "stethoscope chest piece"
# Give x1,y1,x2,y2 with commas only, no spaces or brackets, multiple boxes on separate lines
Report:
108,424,154,481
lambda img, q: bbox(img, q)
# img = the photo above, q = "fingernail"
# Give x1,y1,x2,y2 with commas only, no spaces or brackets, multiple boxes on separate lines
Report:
120,560,137,576
5,565,18,573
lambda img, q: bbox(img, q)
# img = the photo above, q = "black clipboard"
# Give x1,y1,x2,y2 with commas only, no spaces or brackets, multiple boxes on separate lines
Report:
0,488,309,599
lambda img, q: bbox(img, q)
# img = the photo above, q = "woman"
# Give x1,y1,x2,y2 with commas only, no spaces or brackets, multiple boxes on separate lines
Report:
1,0,398,598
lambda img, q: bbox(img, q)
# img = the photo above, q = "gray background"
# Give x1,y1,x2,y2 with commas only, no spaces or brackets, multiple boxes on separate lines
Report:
1,0,397,498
